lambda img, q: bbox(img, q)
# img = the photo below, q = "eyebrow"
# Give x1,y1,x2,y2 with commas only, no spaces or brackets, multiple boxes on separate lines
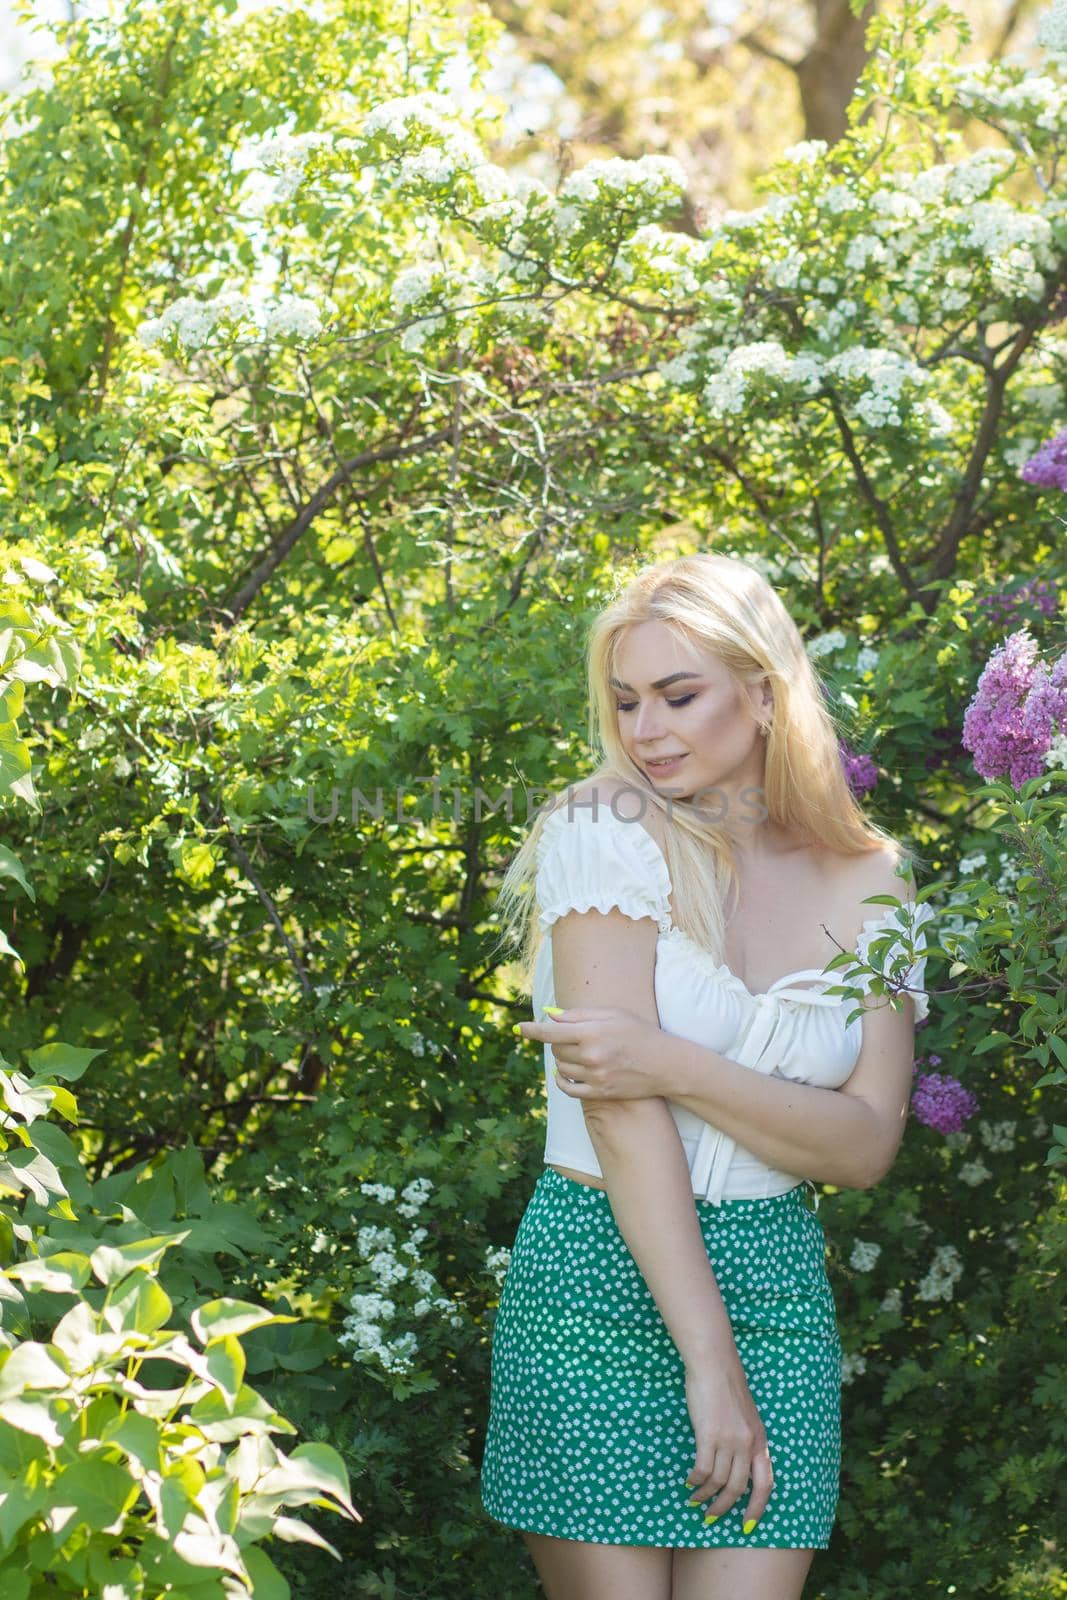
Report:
609,671,705,692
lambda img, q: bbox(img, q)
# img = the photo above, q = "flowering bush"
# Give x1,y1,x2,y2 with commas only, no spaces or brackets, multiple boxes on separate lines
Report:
962,628,1067,786
1,0,1065,1594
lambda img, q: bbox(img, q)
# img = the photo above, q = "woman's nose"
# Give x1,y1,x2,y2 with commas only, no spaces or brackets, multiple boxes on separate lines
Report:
632,702,667,740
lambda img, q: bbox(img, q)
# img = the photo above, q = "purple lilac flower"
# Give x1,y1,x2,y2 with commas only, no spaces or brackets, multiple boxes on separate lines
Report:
1020,428,1067,491
961,628,1051,789
910,1072,980,1135
975,576,1060,624
1021,650,1067,747
838,738,879,797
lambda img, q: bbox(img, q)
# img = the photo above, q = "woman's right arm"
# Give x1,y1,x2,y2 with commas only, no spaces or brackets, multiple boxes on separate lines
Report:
548,902,774,1528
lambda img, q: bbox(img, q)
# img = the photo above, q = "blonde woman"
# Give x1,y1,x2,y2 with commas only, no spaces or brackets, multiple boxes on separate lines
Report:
479,553,935,1600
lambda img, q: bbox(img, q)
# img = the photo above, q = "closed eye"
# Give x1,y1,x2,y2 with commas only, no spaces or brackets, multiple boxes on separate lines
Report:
616,694,697,713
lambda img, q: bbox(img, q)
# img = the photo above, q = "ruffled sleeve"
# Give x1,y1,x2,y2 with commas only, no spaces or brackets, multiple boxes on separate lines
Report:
851,899,936,1022
533,802,674,936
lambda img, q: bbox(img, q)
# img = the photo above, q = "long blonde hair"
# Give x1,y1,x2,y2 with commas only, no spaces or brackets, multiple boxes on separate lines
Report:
494,552,917,995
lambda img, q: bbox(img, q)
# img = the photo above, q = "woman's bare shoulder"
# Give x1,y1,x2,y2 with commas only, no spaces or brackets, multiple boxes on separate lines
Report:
549,776,667,851
823,840,911,911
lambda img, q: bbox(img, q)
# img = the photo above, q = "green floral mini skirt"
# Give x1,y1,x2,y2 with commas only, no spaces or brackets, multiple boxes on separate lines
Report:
480,1165,842,1549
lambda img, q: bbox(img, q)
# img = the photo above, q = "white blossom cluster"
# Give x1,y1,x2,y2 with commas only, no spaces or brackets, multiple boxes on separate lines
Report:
484,1245,511,1288
138,290,248,351
1042,729,1067,772
467,165,553,230
138,291,322,351
840,1350,867,1384
849,1239,882,1272
978,1119,1016,1153
558,153,686,205
701,339,823,418
965,202,1056,300
656,323,705,385
823,346,928,429
937,63,1066,136
359,90,486,191
879,1286,902,1316
799,148,1058,338
261,297,323,340
390,264,438,313
958,1158,993,1186
916,1242,964,1302
337,1175,464,1375
780,139,829,167
362,91,455,141
691,331,931,428
554,154,687,237
805,630,882,677
243,130,331,202
805,629,849,660
613,223,710,293
1036,0,1067,54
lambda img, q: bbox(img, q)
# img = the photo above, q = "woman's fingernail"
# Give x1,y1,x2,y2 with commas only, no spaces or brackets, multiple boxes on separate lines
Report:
704,1513,718,1525
743,1518,758,1534
544,1006,563,1017
512,1024,523,1035
686,1498,699,1507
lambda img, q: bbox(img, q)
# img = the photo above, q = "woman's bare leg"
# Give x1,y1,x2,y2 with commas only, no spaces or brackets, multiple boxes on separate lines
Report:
671,1546,816,1600
521,1530,673,1600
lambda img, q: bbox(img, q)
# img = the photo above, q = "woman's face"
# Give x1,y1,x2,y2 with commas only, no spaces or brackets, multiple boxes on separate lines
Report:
610,620,770,802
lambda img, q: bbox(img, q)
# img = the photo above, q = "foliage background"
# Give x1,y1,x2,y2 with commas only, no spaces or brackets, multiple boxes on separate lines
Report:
1,0,1065,1595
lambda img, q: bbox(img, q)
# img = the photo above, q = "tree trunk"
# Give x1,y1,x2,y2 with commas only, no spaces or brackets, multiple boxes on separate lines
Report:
796,0,878,143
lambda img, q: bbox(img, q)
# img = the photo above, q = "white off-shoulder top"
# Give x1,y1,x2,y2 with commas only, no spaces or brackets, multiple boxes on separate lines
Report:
530,801,935,1206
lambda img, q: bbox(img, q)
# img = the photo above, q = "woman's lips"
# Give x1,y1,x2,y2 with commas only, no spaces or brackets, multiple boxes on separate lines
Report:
645,754,686,773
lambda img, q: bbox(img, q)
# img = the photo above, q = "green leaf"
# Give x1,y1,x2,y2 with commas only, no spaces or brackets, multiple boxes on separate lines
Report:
0,1341,70,1399
0,1147,65,1203
0,846,34,901
0,1396,67,1447
24,1042,105,1084
973,1032,1013,1056
268,1514,342,1557
257,1442,358,1518
186,1383,297,1444
190,1299,298,1345
0,1474,46,1548
102,1409,163,1473
90,1231,191,1286
1,1072,57,1124
205,1335,245,1410
5,1251,91,1293
49,1457,140,1534
106,1273,173,1336
243,1545,292,1600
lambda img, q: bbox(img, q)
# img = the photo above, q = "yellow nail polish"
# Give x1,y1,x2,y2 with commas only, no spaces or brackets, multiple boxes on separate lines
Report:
512,1023,523,1034
703,1513,718,1525
743,1518,758,1534
544,1005,563,1016
686,1498,699,1507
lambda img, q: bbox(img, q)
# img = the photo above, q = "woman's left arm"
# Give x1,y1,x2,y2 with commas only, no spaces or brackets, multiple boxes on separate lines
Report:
538,993,917,1192
658,993,916,1191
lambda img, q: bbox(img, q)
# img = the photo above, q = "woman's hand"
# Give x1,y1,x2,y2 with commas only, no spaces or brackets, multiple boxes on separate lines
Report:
683,1358,775,1531
516,1007,670,1102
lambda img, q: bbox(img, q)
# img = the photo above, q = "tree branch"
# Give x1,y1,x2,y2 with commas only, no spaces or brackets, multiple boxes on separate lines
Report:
218,427,451,624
